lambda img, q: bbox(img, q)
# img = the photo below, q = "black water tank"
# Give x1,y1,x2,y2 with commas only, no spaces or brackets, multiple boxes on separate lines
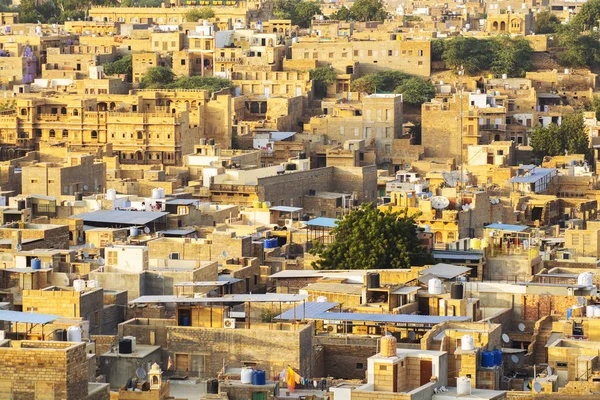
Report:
119,339,132,354
368,273,380,288
207,379,219,394
16,200,25,210
75,192,83,201
451,283,464,300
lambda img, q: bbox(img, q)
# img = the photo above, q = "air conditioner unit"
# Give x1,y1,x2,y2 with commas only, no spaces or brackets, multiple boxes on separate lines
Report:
223,318,236,329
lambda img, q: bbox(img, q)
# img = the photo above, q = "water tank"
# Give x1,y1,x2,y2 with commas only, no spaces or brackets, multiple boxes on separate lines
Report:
87,280,99,289
124,336,136,352
461,335,475,351
31,258,41,270
481,351,495,368
587,305,595,318
73,279,86,292
567,307,573,320
368,273,380,288
53,328,66,341
262,202,269,209
428,278,443,295
316,296,328,303
578,272,593,287
75,192,83,201
380,335,397,357
456,377,471,396
119,339,132,354
451,282,464,300
252,201,261,209
16,200,25,210
130,226,139,237
470,238,481,249
502,73,508,79
151,188,161,199
593,307,600,318
252,370,266,385
264,238,278,249
240,367,254,384
493,349,503,366
106,189,117,201
158,188,165,198
67,326,82,342
207,379,219,394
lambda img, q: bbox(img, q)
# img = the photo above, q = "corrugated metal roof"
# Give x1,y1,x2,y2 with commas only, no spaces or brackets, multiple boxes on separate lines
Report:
484,223,528,232
432,250,485,261
420,263,471,280
0,310,60,324
391,286,420,295
509,167,555,183
303,217,339,228
275,301,339,320
70,210,169,225
270,206,303,213
310,312,469,324
130,293,309,304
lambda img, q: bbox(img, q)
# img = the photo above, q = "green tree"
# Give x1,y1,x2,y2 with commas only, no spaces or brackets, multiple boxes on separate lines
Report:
309,67,336,98
530,113,590,158
139,66,174,88
309,203,431,270
535,10,560,34
103,54,132,76
491,36,532,77
350,75,379,93
394,77,435,106
431,39,446,62
331,6,351,21
556,31,600,68
349,0,388,21
350,71,410,94
166,76,232,93
442,36,494,75
0,100,16,112
293,1,321,28
573,0,600,31
18,0,42,23
185,7,214,22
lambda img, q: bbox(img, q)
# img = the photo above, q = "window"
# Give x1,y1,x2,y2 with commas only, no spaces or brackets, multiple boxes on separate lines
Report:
35,129,42,137
354,50,359,57
328,52,334,58
379,365,387,370
572,234,580,246
169,252,180,260
62,129,68,138
583,235,591,246
388,50,393,56
107,251,118,265
368,50,372,56
95,311,100,325
418,50,423,56
49,129,55,138
137,132,143,139
356,363,364,369
181,59,186,65
91,130,98,139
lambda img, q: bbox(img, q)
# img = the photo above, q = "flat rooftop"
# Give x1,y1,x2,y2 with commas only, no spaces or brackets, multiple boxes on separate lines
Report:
101,344,161,358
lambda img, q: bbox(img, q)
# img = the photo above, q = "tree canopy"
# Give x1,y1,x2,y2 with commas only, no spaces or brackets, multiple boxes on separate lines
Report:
490,36,533,77
572,0,600,31
393,77,435,106
272,0,321,28
530,113,591,158
347,0,388,22
309,203,431,270
139,67,232,93
309,67,336,98
184,7,214,22
535,10,560,34
103,55,132,77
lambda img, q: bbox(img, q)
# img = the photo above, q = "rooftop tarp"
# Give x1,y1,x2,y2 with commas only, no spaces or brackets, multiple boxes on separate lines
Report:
275,301,339,320
420,263,472,280
0,310,60,324
484,223,528,232
70,210,169,225
269,206,303,213
130,293,309,304
308,312,469,324
303,217,339,228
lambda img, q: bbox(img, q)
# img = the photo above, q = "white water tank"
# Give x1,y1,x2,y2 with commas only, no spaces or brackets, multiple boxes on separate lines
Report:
461,334,475,351
130,226,139,237
73,279,86,292
87,280,99,289
317,296,328,303
428,278,443,295
151,188,161,199
587,305,595,318
578,272,593,287
67,326,82,342
106,189,117,201
241,367,254,384
124,335,136,352
457,377,471,396
158,188,165,198
593,307,600,318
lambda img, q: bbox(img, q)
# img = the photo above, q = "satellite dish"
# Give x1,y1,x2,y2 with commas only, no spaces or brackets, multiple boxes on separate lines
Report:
547,366,552,376
265,201,271,207
15,244,22,251
502,333,510,343
90,243,95,249
97,257,105,266
518,323,526,332
222,251,228,257
431,196,450,210
533,382,543,393
511,355,519,364
578,297,586,305
144,227,150,234
83,185,88,191
83,251,89,258
136,367,146,379
462,204,470,211
442,170,468,187
408,331,416,340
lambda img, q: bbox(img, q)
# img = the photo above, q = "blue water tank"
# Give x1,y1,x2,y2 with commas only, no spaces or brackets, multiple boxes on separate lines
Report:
252,369,266,385
567,307,573,320
31,258,41,270
481,351,495,368
493,349,503,366
181,316,190,326
264,238,277,249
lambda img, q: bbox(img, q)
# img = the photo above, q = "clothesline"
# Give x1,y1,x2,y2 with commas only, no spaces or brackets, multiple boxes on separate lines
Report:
277,366,326,392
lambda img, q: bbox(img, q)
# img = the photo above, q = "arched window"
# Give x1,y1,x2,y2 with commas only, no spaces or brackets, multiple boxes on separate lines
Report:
20,109,27,116
91,130,98,139
62,129,68,138
49,129,55,138
137,132,143,139
61,107,67,114
73,109,79,116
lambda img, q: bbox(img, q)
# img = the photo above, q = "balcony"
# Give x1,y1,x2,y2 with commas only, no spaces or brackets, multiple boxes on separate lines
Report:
211,184,257,193
479,124,506,131
215,57,242,63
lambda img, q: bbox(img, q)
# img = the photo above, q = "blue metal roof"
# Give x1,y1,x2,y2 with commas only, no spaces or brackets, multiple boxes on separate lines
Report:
0,310,60,324
309,312,470,324
509,167,555,183
303,217,339,228
275,301,339,320
484,223,528,232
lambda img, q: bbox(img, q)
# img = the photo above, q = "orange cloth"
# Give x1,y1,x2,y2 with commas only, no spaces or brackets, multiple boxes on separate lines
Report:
287,367,296,391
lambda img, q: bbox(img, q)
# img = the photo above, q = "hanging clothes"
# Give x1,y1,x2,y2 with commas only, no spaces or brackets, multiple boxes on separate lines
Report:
287,367,296,391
